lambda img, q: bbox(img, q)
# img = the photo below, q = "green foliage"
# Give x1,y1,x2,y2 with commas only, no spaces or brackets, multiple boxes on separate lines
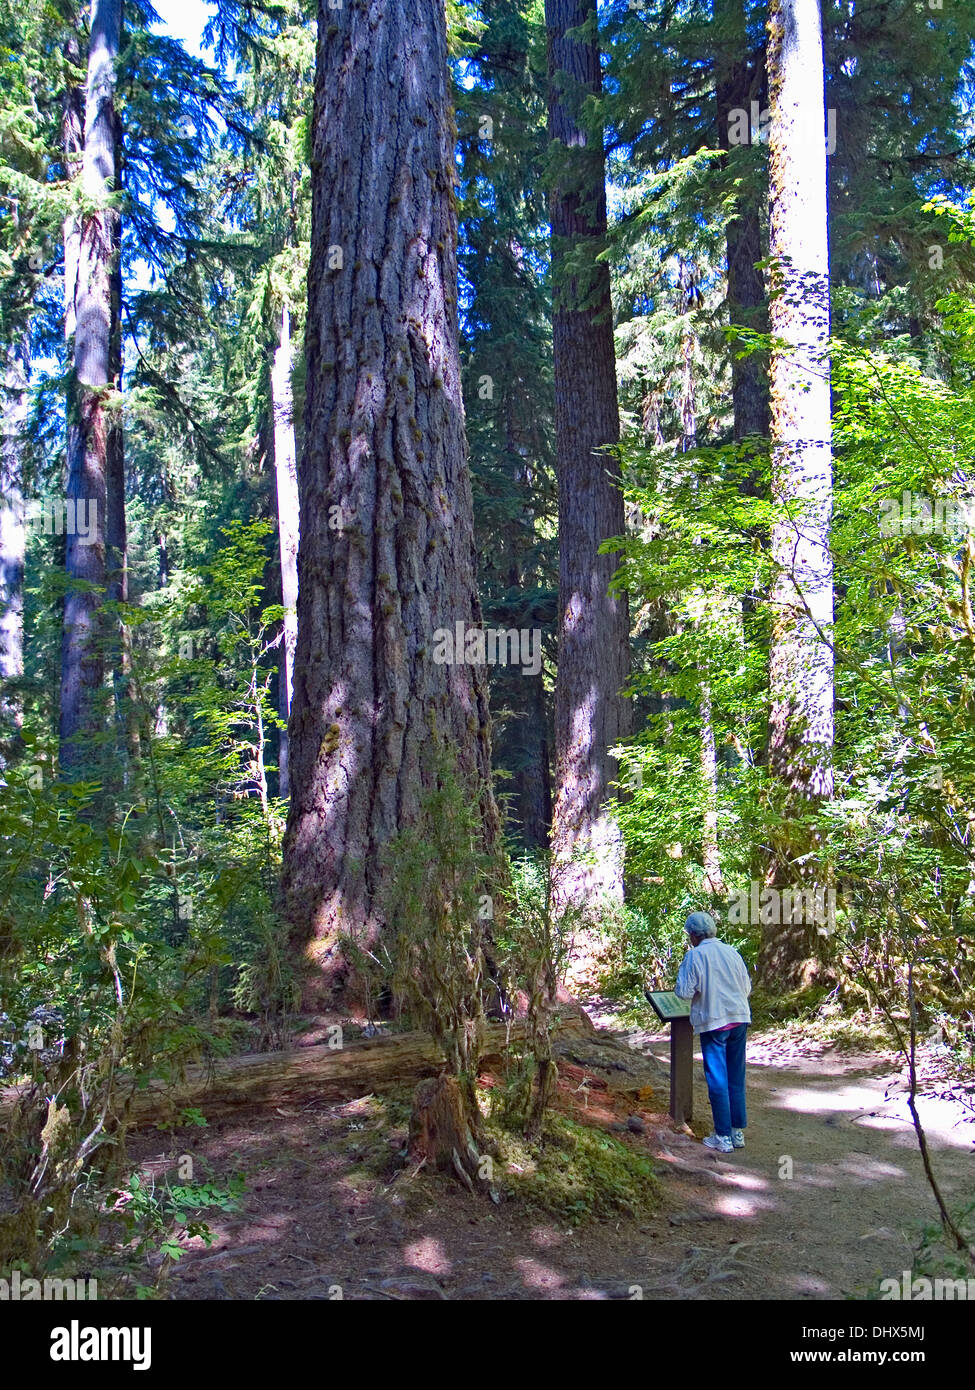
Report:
609,198,975,1032
495,853,578,995
0,519,289,1278
491,853,585,1131
364,752,499,1083
488,1110,658,1225
107,1172,245,1268
865,1202,975,1299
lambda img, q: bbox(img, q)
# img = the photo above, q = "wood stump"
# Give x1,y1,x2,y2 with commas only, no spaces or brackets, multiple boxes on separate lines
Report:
408,1073,484,1193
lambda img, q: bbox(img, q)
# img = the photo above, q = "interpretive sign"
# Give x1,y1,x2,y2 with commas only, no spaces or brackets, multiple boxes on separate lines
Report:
645,990,691,1023
645,987,693,1124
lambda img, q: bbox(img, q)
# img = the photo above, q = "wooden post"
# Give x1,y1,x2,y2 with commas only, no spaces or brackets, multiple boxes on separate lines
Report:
670,1015,694,1125
645,989,694,1124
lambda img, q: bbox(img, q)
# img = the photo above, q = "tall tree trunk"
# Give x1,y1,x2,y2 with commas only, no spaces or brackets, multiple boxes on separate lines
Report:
60,22,84,750
63,27,84,349
678,260,697,452
282,0,503,1006
106,226,131,771
715,0,770,835
516,667,552,849
677,267,725,898
724,210,768,444
153,530,169,736
716,0,769,446
0,340,28,742
699,677,726,895
759,0,834,988
271,303,299,800
59,0,123,774
545,0,629,928
493,377,552,852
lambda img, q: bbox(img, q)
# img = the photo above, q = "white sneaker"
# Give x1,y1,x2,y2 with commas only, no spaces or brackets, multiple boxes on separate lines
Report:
702,1133,734,1153
731,1128,745,1149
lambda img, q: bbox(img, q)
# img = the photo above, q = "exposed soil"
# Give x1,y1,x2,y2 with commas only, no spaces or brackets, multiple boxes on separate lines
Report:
128,1011,975,1301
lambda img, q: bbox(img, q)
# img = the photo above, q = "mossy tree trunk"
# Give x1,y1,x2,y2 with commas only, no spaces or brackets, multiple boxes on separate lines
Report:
409,1073,485,1193
60,0,124,775
272,303,299,800
760,0,835,988
0,340,28,742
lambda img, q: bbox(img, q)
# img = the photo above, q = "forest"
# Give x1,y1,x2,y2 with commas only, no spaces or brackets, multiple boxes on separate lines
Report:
1,0,974,1327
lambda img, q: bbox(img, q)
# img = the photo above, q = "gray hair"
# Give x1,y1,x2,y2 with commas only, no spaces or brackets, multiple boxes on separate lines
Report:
684,911,717,939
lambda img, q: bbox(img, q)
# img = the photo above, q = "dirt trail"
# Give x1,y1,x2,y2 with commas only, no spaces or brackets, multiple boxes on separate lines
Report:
624,1025,974,1299
144,1020,974,1301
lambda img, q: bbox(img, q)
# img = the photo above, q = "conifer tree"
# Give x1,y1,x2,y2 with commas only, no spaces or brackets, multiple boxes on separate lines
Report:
59,0,123,771
455,0,558,848
545,0,629,922
761,0,834,987
282,0,503,1001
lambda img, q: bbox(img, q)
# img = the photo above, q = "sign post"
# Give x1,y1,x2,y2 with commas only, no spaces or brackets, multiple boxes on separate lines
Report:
645,990,693,1125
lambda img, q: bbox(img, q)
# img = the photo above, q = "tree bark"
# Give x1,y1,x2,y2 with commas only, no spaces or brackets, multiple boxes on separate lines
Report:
715,0,770,821
760,0,835,988
725,212,768,444
716,0,769,446
677,267,725,899
62,27,84,349
281,0,503,1006
59,0,124,774
272,303,299,800
105,223,131,771
0,341,28,739
699,676,726,896
545,0,629,924
408,1073,485,1191
518,666,552,848
61,19,84,750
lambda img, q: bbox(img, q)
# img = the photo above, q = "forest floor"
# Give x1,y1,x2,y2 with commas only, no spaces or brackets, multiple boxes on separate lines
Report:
129,1008,975,1301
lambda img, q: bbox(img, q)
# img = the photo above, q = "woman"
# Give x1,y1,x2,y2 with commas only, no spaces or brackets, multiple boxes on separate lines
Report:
674,911,752,1153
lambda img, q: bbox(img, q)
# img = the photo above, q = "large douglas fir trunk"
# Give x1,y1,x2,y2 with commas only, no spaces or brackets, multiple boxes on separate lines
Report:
282,0,503,1005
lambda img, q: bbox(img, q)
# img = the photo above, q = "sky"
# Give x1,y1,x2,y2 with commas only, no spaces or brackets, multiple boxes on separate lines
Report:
151,0,210,57
31,3,213,383
127,0,219,300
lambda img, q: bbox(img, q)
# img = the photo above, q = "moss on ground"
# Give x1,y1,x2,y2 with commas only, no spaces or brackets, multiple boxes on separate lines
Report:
749,990,896,1050
320,1080,658,1226
488,1112,659,1226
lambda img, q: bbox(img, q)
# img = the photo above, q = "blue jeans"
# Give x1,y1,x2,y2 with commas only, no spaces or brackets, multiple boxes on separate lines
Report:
699,1023,748,1138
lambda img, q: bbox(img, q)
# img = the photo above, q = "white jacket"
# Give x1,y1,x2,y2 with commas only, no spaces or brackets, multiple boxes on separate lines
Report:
674,937,752,1036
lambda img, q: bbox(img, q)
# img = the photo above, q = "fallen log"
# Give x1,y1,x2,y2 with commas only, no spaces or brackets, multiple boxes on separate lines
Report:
129,1013,599,1127
2,1011,595,1131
